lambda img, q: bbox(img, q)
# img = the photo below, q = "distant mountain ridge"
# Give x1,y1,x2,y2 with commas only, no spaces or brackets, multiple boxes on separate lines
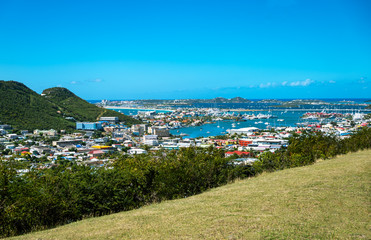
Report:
188,97,251,103
132,97,251,104
0,81,140,130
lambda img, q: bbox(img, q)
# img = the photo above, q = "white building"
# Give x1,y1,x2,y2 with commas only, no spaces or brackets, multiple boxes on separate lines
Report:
128,148,147,155
143,135,159,146
131,124,147,136
227,127,259,135
99,117,119,123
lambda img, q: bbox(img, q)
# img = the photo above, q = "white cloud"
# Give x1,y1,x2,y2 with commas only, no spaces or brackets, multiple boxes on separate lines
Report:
259,82,272,88
329,80,336,84
246,79,314,89
258,82,279,88
287,78,313,87
69,79,103,85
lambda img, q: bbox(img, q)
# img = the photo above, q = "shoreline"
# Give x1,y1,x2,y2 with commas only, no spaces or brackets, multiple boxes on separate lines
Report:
104,106,175,112
103,106,370,113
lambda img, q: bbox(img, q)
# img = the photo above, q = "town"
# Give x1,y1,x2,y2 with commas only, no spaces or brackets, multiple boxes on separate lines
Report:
1,109,369,173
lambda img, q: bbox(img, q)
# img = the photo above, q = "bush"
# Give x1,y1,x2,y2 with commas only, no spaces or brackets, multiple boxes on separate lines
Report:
1,127,370,237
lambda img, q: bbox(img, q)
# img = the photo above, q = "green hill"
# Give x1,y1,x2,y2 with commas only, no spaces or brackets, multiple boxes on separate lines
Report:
11,150,371,240
0,81,75,130
0,81,140,130
42,87,141,125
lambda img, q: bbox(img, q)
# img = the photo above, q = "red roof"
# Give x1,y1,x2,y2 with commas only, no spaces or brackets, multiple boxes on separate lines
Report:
89,150,104,154
226,151,250,156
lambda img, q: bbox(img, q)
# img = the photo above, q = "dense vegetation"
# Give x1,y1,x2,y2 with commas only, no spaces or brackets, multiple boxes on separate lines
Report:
0,81,75,130
0,81,141,131
13,150,371,240
42,87,141,125
1,127,370,237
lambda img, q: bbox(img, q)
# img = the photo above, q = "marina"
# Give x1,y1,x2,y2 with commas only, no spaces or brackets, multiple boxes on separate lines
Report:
106,102,370,139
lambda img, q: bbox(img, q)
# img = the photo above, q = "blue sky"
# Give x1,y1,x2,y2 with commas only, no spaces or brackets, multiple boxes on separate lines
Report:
0,0,370,99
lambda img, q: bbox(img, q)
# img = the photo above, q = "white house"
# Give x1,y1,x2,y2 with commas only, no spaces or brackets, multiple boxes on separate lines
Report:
128,148,147,155
227,127,259,135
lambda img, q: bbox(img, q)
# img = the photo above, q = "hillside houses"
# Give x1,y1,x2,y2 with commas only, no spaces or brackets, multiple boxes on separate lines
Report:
1,110,370,172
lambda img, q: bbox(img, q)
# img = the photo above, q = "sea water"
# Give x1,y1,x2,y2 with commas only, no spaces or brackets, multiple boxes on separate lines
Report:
104,99,370,139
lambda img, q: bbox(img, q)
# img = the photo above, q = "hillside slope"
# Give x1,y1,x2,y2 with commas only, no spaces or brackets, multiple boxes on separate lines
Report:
0,81,74,130
12,150,371,240
42,87,141,125
0,81,140,130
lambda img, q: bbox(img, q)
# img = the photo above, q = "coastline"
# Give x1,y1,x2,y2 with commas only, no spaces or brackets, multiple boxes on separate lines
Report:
103,106,371,113
103,106,175,112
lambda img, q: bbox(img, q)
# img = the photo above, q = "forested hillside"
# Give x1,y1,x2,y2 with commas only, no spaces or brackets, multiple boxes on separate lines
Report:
0,81,74,130
42,87,141,125
0,81,140,130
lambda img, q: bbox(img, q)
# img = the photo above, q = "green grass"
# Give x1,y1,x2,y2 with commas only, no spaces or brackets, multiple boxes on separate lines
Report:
10,150,371,239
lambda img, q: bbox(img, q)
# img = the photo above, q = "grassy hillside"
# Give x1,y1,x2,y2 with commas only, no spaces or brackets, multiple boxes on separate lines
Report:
42,87,141,125
0,81,141,130
0,81,75,130
11,150,371,240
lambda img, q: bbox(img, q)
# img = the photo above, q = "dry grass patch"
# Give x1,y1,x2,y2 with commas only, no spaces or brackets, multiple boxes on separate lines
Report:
10,150,371,240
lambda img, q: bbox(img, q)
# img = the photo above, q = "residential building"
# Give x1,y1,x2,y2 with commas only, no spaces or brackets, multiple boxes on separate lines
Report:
99,117,119,123
131,124,146,136
225,151,251,158
33,129,57,136
152,127,170,137
128,148,147,155
53,139,82,147
143,135,159,146
227,127,259,135
76,122,103,130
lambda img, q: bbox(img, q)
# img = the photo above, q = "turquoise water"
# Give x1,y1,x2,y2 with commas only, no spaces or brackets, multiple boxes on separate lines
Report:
109,107,369,139
170,108,369,138
107,108,172,115
170,110,309,138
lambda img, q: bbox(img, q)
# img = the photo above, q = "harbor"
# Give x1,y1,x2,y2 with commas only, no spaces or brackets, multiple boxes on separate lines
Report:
106,104,370,139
